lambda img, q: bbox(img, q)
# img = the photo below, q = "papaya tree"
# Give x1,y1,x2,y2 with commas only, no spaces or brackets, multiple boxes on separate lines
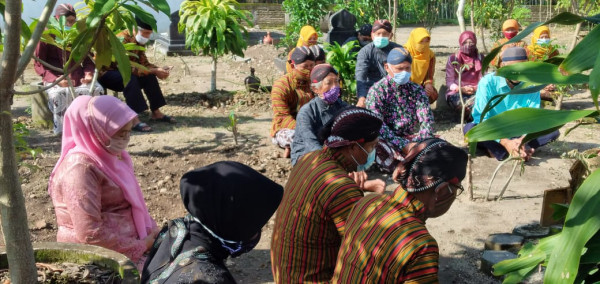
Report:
0,0,169,282
464,12,600,283
179,0,252,92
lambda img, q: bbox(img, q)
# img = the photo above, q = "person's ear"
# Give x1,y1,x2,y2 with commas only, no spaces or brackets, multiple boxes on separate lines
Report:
388,32,393,39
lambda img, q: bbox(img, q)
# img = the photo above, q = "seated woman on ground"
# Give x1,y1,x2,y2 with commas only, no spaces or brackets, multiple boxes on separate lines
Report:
490,19,528,69
34,3,104,135
444,31,485,121
48,95,159,270
142,161,283,283
405,27,438,104
528,25,560,101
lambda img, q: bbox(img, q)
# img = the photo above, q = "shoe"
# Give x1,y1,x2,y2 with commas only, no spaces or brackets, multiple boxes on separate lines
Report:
132,122,152,132
150,115,176,124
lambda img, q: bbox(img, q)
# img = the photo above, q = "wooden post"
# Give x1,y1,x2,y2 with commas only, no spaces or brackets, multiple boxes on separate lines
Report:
30,83,53,129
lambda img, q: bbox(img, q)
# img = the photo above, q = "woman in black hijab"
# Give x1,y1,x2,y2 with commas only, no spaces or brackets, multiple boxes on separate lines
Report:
141,161,283,284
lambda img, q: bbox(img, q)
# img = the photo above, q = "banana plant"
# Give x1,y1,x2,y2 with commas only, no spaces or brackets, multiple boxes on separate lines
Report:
464,11,600,284
325,40,359,104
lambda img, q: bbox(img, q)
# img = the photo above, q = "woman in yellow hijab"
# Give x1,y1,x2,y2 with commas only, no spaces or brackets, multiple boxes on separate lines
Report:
405,28,437,104
491,19,528,68
286,26,319,73
528,26,559,61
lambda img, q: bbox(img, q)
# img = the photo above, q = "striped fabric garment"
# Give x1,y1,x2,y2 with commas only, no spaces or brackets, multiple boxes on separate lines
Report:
270,72,314,137
332,188,439,284
271,148,364,283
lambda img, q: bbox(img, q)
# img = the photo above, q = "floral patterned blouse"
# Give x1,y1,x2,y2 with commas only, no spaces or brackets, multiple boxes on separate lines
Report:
366,75,434,150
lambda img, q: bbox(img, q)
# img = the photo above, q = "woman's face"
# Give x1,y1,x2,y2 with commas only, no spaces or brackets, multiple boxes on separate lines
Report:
352,138,379,164
112,120,133,140
65,15,76,27
504,27,518,33
307,34,318,46
314,73,340,95
419,37,431,44
539,32,550,39
462,38,475,47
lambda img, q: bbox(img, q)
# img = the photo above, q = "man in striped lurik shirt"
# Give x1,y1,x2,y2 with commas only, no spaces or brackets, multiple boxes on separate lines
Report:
332,138,468,283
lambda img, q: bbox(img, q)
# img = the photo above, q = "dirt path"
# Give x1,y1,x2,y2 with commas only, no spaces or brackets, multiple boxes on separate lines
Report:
6,26,599,283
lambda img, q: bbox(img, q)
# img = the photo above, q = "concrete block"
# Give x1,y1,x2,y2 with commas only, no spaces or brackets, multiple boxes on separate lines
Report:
484,233,524,251
480,250,517,277
512,223,550,239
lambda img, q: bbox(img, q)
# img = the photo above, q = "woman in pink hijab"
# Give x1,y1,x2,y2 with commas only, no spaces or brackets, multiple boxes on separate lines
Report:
48,95,159,269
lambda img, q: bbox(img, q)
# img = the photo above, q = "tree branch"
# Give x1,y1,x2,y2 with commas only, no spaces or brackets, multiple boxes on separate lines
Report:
0,0,24,93
32,55,64,73
15,0,58,80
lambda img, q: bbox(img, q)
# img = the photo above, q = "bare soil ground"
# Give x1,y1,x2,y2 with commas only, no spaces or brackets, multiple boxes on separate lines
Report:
4,26,599,283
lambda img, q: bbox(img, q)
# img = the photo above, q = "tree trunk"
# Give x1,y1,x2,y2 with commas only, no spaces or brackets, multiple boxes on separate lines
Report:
392,0,397,42
0,0,38,282
211,55,218,92
457,0,466,33
479,25,488,53
470,0,475,32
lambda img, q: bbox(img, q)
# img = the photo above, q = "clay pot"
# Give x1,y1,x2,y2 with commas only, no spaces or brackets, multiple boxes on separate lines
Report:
0,242,139,283
263,32,273,45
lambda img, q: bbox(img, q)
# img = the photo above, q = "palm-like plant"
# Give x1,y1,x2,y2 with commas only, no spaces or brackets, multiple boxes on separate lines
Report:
325,40,358,104
179,0,252,92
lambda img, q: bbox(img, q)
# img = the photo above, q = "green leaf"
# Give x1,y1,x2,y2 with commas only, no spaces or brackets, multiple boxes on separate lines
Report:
466,108,598,143
497,62,589,85
122,4,157,31
545,168,600,283
589,49,600,110
560,24,600,74
550,203,570,221
93,27,112,70
479,84,548,121
107,29,131,85
147,0,171,16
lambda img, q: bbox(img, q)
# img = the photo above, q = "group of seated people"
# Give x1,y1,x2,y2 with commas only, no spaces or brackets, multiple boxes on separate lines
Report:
271,18,561,168
34,4,175,135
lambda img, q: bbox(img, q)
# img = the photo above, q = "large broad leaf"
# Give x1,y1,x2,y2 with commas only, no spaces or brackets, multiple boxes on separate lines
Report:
147,0,171,16
494,234,561,283
122,4,157,31
465,108,598,143
589,49,600,110
545,168,600,283
107,30,131,85
93,27,112,70
560,24,600,74
497,62,589,85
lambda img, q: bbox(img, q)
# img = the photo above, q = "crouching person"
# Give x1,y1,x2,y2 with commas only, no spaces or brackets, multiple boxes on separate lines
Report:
332,138,467,283
142,161,283,283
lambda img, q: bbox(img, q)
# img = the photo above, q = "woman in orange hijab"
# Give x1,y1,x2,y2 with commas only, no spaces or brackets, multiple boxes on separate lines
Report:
528,25,559,61
491,19,528,68
405,28,437,104
286,26,319,73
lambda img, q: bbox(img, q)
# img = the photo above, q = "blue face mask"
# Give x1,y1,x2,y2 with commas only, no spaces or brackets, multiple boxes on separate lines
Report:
392,71,411,85
64,26,72,31
537,38,551,45
192,216,260,258
373,36,390,48
352,143,376,172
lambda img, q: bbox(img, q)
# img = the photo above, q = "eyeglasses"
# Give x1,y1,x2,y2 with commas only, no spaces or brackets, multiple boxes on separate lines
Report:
447,183,464,197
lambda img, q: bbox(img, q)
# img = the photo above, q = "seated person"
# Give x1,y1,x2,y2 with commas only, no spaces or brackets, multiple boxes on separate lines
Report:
491,19,528,69
270,46,316,158
405,27,438,104
528,25,560,101
445,31,485,120
49,95,159,270
286,25,318,73
142,161,283,283
34,3,104,135
343,23,373,53
98,17,175,132
332,138,468,283
355,20,402,107
271,107,385,283
366,47,434,173
310,45,327,65
464,47,559,161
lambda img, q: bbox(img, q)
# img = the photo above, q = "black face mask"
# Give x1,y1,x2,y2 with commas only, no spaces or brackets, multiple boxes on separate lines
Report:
359,39,372,47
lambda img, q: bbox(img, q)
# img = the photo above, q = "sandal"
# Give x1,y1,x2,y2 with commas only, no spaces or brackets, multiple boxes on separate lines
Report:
132,122,153,132
150,115,176,124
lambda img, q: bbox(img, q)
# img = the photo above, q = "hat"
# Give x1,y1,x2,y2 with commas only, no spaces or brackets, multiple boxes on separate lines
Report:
322,107,383,148
55,3,76,18
310,64,338,84
135,16,153,31
502,46,528,62
290,46,316,65
309,45,326,62
372,20,392,33
387,47,412,64
358,24,372,36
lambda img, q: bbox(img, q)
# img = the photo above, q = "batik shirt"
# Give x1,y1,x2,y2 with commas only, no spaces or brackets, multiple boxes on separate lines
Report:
332,188,439,283
270,72,314,137
366,75,434,150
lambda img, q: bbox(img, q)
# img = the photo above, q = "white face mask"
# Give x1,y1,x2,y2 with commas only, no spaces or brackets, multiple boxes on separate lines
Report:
106,136,130,155
135,33,150,45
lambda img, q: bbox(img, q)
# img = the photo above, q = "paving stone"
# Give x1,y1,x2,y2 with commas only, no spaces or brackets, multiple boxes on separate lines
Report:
485,233,524,251
512,223,550,239
480,250,517,277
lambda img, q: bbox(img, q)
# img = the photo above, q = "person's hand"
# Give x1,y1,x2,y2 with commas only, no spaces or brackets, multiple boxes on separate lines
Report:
424,83,438,103
349,171,368,189
144,227,161,251
544,84,556,91
460,85,475,95
401,142,418,156
356,97,366,108
500,137,534,161
363,179,386,194
81,73,93,84
58,79,69,87
153,67,170,80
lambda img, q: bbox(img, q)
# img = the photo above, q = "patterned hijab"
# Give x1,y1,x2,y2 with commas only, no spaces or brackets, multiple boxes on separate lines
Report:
48,95,156,239
456,31,482,73
297,25,318,47
396,138,468,192
405,28,434,85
